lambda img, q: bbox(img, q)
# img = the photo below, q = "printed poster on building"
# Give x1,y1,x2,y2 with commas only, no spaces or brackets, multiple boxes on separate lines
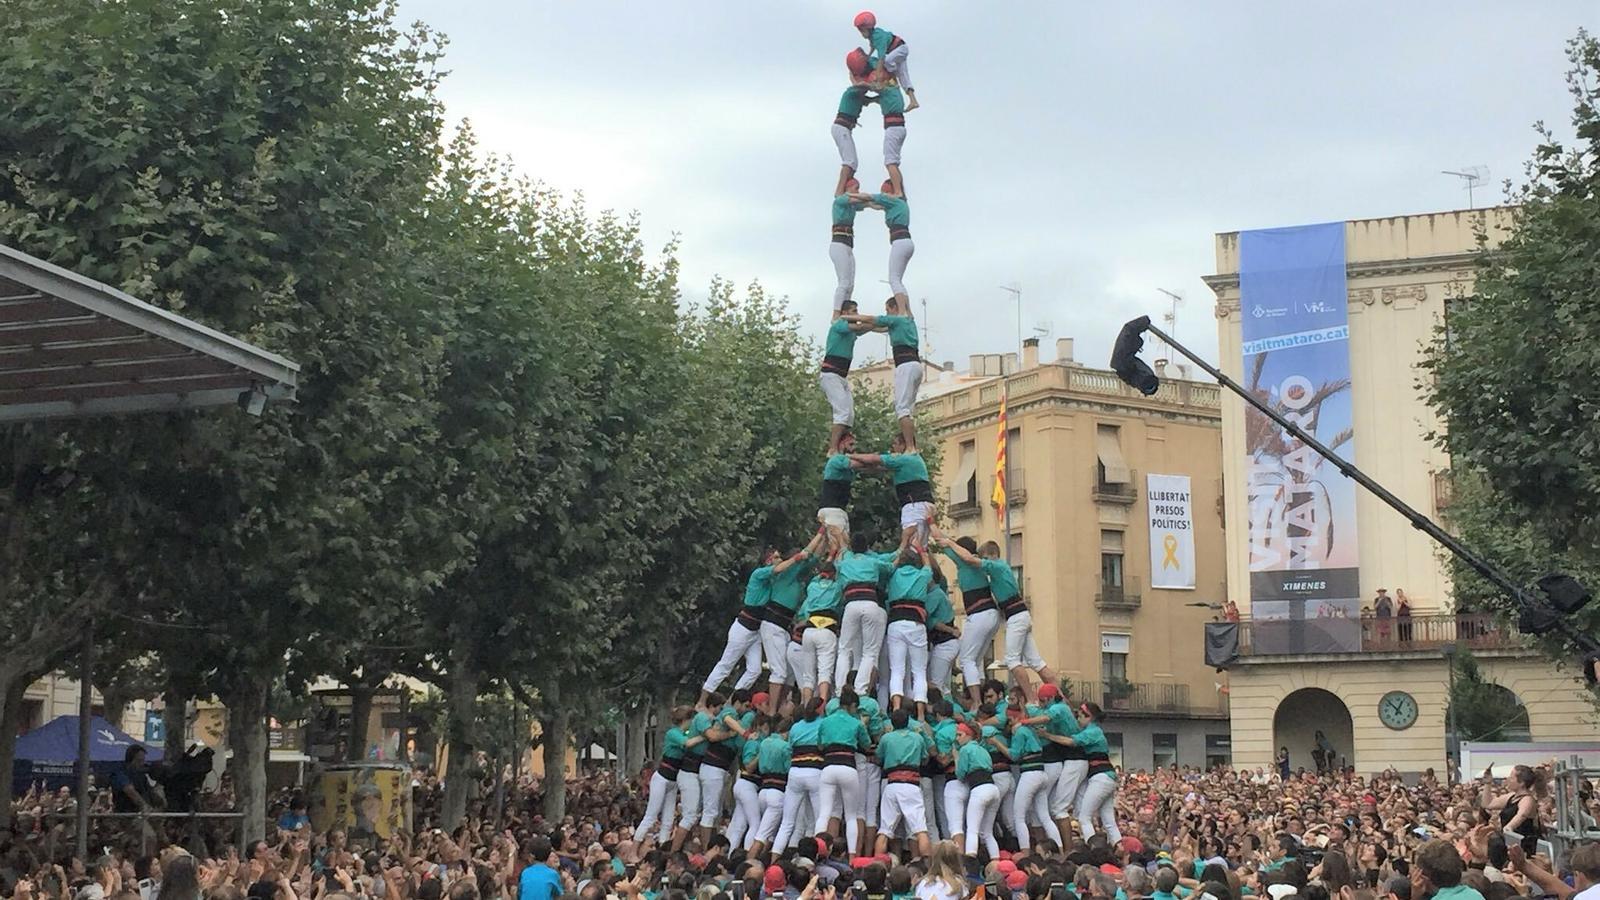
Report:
1239,222,1361,653
1146,473,1195,589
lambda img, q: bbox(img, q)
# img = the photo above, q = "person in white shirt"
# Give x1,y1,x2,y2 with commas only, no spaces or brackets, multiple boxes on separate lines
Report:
914,840,968,900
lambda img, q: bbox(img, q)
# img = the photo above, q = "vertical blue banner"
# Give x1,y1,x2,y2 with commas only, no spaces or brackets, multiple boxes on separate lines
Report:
1239,222,1360,653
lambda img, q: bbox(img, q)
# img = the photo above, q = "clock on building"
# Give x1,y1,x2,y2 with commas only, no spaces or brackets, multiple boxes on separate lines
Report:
1378,690,1419,730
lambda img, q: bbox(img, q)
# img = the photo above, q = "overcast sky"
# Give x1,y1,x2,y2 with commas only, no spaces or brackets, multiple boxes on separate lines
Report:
396,1,1595,369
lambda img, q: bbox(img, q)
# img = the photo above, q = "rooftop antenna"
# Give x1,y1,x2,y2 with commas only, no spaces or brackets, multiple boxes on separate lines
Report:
920,297,931,362
1441,166,1489,208
1156,288,1183,363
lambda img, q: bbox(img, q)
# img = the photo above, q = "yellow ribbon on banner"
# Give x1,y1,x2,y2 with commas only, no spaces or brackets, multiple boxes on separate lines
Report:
1162,534,1180,570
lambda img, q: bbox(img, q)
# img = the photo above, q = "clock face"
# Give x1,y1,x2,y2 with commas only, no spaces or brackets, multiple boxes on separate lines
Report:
1378,690,1419,730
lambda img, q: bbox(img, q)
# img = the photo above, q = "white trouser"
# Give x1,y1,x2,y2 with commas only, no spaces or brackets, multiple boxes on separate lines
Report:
964,782,1001,858
759,620,793,684
829,242,855,313
802,627,839,691
942,778,969,840
698,765,728,828
858,756,883,827
883,125,906,167
1077,772,1121,842
919,777,941,841
636,772,679,843
728,777,762,848
1004,610,1046,669
1012,770,1062,849
832,122,858,172
886,619,929,703
755,786,785,845
702,620,763,693
928,638,959,696
836,602,887,690
676,769,702,829
819,763,865,852
1056,760,1088,818
883,44,913,92
820,370,854,426
775,767,822,850
992,769,1016,839
887,238,914,299
880,781,927,837
958,608,1002,686
787,641,807,691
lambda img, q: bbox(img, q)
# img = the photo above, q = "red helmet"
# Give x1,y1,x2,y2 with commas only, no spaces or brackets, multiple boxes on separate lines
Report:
846,48,872,77
853,11,877,29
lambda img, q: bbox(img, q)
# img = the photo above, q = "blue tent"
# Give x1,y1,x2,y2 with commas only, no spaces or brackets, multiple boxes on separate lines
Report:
12,715,164,795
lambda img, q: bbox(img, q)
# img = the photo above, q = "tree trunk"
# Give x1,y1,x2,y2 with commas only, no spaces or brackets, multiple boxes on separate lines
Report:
0,673,28,830
163,666,194,764
624,706,647,776
440,632,479,830
540,680,568,821
347,681,374,762
226,681,269,845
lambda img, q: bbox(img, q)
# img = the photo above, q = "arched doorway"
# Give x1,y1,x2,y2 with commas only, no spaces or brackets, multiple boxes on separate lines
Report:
1451,681,1531,743
1273,688,1354,776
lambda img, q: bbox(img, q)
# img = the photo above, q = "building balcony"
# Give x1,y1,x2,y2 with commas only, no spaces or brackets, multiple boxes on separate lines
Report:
949,498,981,519
1095,576,1142,610
1092,467,1138,505
1069,680,1227,718
1231,612,1524,659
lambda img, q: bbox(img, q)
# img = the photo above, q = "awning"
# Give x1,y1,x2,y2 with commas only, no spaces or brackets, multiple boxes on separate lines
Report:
0,244,299,423
948,442,978,504
1096,424,1130,484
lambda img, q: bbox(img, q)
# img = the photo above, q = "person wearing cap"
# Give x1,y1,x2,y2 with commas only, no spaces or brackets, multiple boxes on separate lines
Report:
848,433,933,559
853,11,918,112
955,721,1001,862
817,689,872,855
761,531,826,714
833,57,876,195
936,526,1056,694
792,564,846,704
874,708,930,860
833,534,897,696
701,549,783,710
748,717,791,859
883,547,934,717
636,705,696,845
1018,683,1082,844
922,565,960,699
776,697,827,854
1007,713,1061,853
1042,702,1120,844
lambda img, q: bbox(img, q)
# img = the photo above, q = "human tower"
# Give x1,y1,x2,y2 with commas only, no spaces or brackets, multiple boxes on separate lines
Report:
635,15,1123,871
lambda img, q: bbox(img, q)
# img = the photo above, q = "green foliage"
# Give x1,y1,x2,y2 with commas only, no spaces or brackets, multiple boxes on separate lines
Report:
1448,650,1531,742
1421,29,1600,668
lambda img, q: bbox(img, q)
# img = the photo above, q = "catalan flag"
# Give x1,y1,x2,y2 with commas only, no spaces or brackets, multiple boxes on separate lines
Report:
991,390,1008,509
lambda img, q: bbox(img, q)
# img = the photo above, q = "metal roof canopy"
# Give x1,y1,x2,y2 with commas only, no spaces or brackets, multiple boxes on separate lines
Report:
0,244,298,423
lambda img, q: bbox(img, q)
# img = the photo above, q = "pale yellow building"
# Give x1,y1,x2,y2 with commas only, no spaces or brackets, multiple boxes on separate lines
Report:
897,339,1232,770
1207,208,1599,776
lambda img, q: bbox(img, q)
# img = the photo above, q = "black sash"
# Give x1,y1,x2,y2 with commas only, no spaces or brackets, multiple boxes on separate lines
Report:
821,354,852,377
962,769,994,788
819,478,851,509
892,344,919,365
831,225,854,246
888,600,927,625
888,224,911,241
895,479,933,504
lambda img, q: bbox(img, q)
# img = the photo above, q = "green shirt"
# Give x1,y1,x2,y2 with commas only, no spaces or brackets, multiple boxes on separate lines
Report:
824,318,861,360
817,708,870,752
837,549,894,587
1029,700,1079,738
1009,725,1044,761
769,557,816,611
876,86,905,117
742,565,774,608
838,85,870,118
757,734,791,775
876,727,928,769
942,547,992,592
868,27,898,61
832,195,861,227
740,734,762,770
873,194,910,228
981,558,1021,600
932,718,958,759
822,454,855,485
955,741,993,778
879,451,929,484
887,564,933,605
661,726,687,762
926,584,953,629
875,315,918,349
1431,887,1486,900
688,711,713,758
800,577,843,620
